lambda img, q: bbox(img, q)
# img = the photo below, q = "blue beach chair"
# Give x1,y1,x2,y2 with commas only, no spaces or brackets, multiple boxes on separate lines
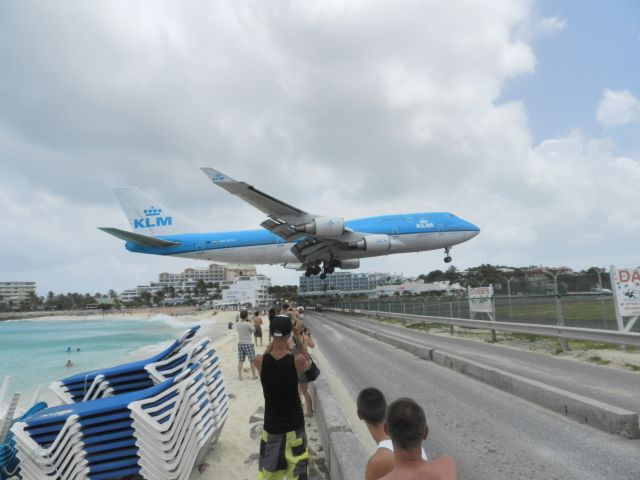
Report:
0,402,47,480
12,361,224,480
50,326,201,404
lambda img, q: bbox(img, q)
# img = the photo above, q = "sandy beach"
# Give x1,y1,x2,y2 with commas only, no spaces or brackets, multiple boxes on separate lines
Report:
173,310,328,480
2,309,329,479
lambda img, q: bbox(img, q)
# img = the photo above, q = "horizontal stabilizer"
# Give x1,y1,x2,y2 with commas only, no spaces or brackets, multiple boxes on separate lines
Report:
99,227,181,248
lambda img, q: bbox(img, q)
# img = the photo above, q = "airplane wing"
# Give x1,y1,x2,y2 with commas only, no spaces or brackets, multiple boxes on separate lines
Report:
201,167,365,264
201,167,316,242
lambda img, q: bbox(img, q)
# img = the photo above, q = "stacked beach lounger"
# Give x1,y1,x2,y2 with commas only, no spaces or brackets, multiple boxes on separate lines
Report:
0,403,47,480
9,326,228,480
50,326,202,404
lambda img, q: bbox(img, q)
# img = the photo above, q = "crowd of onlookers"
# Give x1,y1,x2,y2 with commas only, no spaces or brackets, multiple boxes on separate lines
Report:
234,304,458,479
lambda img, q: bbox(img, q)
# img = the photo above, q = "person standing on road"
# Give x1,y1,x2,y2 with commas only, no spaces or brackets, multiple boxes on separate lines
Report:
254,315,310,479
357,388,428,480
236,309,257,380
380,398,457,480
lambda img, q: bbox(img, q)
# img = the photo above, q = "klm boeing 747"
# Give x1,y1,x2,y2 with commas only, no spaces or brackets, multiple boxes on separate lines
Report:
100,168,480,278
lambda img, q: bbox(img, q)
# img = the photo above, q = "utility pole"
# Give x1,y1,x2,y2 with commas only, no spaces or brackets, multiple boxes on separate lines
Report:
540,267,569,352
503,276,515,321
594,267,607,329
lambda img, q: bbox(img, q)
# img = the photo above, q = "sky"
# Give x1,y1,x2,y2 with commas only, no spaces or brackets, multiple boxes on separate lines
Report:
1,0,639,296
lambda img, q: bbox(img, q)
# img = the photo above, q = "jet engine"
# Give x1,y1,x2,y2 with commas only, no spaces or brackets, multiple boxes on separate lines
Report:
348,234,391,252
296,217,345,237
336,259,360,269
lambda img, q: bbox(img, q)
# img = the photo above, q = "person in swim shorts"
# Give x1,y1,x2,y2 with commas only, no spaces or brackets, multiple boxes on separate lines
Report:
254,315,310,479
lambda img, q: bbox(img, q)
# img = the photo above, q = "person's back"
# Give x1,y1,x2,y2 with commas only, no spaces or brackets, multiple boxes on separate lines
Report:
254,315,309,479
380,455,456,480
380,398,457,480
357,388,428,480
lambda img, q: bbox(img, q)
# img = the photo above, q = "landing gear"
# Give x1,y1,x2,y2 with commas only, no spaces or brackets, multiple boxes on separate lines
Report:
324,260,336,275
305,262,323,277
304,260,336,278
444,247,452,263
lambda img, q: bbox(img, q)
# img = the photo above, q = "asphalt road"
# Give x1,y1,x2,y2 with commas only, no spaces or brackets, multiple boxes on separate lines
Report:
305,312,640,480
320,311,640,413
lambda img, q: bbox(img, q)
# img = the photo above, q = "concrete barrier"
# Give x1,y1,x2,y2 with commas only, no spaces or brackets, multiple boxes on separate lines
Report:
311,378,368,480
430,350,640,439
326,314,640,439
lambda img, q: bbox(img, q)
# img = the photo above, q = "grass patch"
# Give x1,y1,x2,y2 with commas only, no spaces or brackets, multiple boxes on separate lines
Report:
624,363,640,371
567,340,621,350
511,333,543,342
406,322,448,332
587,355,611,365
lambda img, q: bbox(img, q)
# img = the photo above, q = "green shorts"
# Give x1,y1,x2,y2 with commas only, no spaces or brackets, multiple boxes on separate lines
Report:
258,428,309,480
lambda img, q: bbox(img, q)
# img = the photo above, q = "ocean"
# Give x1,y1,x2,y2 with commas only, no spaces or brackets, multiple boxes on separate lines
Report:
0,314,186,411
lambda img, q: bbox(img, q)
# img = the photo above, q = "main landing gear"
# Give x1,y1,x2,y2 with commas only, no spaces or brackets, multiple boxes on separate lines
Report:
304,260,336,278
444,246,452,263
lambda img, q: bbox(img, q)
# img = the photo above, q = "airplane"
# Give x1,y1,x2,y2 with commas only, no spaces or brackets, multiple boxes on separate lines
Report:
100,168,480,278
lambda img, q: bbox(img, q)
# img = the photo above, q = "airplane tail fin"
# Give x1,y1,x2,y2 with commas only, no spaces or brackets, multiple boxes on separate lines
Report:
113,187,183,236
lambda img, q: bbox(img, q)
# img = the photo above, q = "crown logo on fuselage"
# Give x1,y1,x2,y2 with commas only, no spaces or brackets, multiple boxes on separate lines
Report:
134,206,172,229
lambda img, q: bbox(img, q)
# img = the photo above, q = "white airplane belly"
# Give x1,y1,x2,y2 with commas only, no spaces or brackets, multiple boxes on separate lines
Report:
172,243,298,265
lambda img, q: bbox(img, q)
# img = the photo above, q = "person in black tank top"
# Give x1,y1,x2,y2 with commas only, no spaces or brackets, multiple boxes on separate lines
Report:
254,315,310,479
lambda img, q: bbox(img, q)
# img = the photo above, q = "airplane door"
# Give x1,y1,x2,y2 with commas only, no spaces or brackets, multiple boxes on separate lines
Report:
392,225,399,236
437,224,444,235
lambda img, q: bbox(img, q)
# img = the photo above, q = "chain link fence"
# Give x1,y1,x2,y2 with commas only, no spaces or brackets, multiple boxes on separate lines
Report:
324,293,637,332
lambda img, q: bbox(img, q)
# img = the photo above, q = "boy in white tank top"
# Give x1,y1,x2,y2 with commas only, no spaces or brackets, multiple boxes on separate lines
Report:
357,387,427,480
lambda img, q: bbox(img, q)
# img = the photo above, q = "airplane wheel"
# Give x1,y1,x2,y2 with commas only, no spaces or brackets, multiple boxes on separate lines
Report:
320,272,327,280
444,256,452,263
305,270,312,277
313,265,322,275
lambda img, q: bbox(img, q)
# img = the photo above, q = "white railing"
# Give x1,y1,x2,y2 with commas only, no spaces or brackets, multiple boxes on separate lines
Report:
326,308,640,348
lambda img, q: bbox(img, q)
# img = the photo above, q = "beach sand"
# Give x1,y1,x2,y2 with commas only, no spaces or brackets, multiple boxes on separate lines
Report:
148,310,329,480
4,309,329,480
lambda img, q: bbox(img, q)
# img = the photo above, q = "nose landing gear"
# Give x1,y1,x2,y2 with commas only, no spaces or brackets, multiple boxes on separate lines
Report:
444,247,452,263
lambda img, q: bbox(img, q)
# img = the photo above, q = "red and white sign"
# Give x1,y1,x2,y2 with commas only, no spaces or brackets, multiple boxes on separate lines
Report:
468,285,494,313
612,267,640,317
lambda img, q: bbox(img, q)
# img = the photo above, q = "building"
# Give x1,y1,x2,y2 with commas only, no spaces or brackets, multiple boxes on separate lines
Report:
375,280,464,296
299,272,394,296
0,282,36,304
121,263,272,307
222,275,272,307
159,263,226,285
224,265,257,282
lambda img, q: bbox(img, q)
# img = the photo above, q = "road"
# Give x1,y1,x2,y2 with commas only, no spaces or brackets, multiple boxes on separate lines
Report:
319,311,640,412
305,312,640,480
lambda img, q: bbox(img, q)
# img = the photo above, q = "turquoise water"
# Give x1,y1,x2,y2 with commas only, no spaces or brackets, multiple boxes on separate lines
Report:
0,316,184,404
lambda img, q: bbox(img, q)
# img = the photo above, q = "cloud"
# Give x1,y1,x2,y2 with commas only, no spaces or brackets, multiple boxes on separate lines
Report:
0,1,637,294
596,89,640,127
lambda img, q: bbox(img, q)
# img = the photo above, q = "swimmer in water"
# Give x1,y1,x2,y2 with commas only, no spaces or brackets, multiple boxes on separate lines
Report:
65,360,73,368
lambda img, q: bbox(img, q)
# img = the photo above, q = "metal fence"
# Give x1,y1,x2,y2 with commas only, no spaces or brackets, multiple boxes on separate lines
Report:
324,293,637,333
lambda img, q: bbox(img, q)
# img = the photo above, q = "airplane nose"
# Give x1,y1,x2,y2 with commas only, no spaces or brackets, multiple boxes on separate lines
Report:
462,219,480,237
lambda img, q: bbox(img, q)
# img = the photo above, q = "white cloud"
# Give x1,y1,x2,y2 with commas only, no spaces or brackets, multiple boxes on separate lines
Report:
596,89,640,127
0,1,638,294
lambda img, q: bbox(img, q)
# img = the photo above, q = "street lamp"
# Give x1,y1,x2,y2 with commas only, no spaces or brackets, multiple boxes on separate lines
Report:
592,267,608,329
501,275,516,321
538,267,571,352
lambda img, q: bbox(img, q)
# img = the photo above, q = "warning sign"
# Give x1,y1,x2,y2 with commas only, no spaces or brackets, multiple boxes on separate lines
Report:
612,267,640,317
468,285,494,313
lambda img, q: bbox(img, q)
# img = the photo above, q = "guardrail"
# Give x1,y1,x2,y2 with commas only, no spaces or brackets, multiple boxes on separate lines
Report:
326,308,640,348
